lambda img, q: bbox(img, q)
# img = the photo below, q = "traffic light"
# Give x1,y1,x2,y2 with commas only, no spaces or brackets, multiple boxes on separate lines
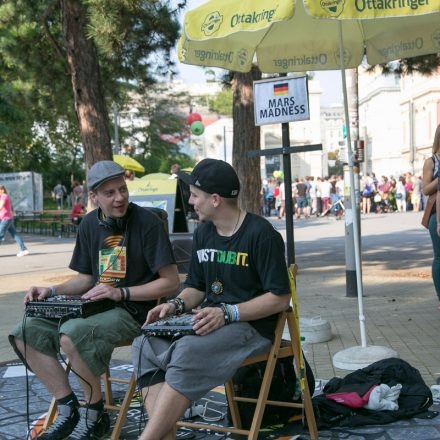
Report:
357,140,365,162
342,123,347,138
353,140,365,163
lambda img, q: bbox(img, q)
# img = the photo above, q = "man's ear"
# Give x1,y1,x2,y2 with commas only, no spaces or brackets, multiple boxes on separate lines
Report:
211,193,221,208
89,191,98,206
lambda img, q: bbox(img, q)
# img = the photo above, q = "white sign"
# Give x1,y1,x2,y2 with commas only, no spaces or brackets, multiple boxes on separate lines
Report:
253,76,309,126
0,172,43,212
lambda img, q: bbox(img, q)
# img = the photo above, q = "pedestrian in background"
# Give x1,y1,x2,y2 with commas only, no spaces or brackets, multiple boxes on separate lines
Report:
411,175,422,212
72,180,83,204
124,169,135,181
273,181,281,218
319,177,332,214
70,197,85,226
169,163,180,179
422,124,440,308
395,176,407,213
52,180,67,210
361,175,373,214
0,185,29,257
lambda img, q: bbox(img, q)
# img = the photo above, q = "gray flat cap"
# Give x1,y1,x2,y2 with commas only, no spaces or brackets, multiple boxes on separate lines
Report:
87,160,125,191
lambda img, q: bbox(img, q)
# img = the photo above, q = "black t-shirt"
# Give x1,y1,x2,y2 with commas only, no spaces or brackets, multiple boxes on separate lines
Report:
184,212,290,340
296,183,307,197
70,203,176,324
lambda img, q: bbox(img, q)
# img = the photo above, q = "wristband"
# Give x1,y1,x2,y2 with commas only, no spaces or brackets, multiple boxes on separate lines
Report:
168,297,185,315
220,304,239,324
231,304,240,322
49,286,57,298
119,288,125,302
124,287,131,302
220,303,231,325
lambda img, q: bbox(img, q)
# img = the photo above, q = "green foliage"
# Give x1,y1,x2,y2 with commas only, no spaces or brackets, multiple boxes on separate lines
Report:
119,84,194,174
0,0,186,184
328,160,344,176
205,89,233,116
157,154,195,174
141,152,195,175
327,151,338,160
369,54,440,76
205,69,216,82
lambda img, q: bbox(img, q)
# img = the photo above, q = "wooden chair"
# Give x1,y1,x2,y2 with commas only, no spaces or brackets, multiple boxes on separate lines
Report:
43,342,137,440
176,264,318,440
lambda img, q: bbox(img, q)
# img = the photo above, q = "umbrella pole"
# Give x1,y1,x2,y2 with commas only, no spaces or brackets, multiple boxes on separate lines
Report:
338,22,367,348
282,122,295,266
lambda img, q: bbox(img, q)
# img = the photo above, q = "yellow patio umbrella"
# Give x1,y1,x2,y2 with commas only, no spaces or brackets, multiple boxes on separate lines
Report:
178,0,439,73
178,0,439,366
113,155,145,173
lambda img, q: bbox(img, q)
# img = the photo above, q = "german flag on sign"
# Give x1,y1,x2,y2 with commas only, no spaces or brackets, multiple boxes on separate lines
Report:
274,83,288,95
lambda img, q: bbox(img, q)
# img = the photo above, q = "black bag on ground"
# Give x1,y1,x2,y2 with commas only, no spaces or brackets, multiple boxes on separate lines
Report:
229,352,315,429
312,357,433,429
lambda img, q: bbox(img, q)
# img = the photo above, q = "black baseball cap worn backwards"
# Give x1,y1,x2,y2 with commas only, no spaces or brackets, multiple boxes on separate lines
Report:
178,158,240,198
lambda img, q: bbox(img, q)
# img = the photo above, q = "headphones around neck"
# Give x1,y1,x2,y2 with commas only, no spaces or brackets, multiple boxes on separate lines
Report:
97,202,133,232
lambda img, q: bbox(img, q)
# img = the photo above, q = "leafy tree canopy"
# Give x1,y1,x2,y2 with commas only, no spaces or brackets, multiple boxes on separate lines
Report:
0,0,186,187
205,89,233,116
368,54,440,76
119,83,195,175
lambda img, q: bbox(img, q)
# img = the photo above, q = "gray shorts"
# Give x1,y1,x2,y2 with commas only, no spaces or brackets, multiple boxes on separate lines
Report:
132,322,271,402
9,307,141,377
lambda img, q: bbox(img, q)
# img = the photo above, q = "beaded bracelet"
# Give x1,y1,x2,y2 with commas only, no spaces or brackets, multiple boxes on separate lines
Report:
220,303,240,324
168,297,185,315
219,303,231,325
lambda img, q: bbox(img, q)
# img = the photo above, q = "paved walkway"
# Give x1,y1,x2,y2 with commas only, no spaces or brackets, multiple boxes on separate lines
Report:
1,211,439,387
291,212,440,386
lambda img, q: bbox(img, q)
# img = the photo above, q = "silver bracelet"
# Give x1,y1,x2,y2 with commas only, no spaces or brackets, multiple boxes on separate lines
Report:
49,286,57,297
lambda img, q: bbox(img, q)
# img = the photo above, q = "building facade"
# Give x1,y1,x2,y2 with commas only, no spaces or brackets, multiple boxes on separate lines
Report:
400,69,440,176
358,67,402,177
358,67,440,178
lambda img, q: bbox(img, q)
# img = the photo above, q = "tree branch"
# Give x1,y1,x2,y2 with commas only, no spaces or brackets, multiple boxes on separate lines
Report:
40,0,69,72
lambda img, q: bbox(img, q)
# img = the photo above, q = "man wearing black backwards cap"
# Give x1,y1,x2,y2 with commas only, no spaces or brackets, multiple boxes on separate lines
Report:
9,161,179,440
132,158,291,440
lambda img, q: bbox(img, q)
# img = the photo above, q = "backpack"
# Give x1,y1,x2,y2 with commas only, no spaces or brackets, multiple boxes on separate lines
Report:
229,352,315,429
312,358,433,429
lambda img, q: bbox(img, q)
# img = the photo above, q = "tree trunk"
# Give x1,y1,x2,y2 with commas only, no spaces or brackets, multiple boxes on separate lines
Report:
61,0,112,171
231,66,261,215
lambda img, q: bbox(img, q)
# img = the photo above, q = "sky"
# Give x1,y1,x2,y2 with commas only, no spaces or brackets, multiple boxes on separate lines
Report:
173,0,343,106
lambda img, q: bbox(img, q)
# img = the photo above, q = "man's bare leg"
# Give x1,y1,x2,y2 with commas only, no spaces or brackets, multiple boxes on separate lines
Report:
14,337,72,399
60,334,101,403
142,382,163,416
140,384,175,440
139,382,190,440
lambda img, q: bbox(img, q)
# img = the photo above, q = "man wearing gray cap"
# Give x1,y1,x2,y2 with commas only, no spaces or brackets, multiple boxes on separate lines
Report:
9,160,179,439
132,159,291,440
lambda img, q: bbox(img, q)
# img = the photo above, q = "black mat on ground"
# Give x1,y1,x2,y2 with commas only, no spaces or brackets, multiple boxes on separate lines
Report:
1,360,440,439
